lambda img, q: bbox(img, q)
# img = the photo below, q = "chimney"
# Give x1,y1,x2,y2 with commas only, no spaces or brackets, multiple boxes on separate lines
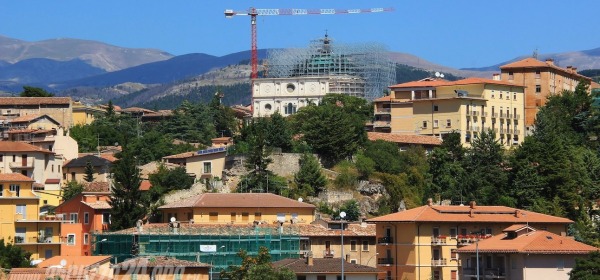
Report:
306,251,313,266
546,58,554,66
492,73,500,81
572,67,577,73
427,198,433,206
515,210,521,218
469,201,476,209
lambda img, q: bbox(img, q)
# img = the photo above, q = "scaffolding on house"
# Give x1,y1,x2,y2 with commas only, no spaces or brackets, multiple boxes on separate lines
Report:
266,34,396,101
93,224,301,279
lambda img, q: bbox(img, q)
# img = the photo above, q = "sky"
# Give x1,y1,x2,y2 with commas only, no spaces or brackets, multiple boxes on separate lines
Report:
1,0,600,69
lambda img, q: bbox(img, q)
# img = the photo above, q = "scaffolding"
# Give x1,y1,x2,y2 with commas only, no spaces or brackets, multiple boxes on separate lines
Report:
93,224,300,279
266,34,396,101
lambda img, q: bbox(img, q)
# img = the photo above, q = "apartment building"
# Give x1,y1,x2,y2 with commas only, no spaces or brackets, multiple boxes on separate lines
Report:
55,191,111,256
366,201,572,280
162,146,227,181
0,173,64,260
0,97,73,128
499,58,594,132
0,141,64,207
158,193,316,224
373,77,525,147
456,224,598,280
72,102,106,125
62,154,113,185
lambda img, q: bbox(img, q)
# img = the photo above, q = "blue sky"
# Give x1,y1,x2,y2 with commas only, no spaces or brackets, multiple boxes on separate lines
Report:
1,0,599,69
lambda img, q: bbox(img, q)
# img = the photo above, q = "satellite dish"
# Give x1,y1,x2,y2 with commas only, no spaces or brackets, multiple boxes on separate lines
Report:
440,73,445,78
339,211,346,219
298,197,303,202
170,217,176,223
435,72,440,77
60,259,67,267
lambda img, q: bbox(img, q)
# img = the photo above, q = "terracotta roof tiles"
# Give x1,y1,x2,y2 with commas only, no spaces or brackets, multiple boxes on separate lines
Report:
37,256,111,269
82,181,111,193
0,97,71,105
273,258,378,274
368,132,442,146
457,228,599,255
0,141,54,154
367,205,572,224
158,193,316,209
0,173,35,182
81,200,111,210
140,180,152,191
500,58,591,81
113,256,210,268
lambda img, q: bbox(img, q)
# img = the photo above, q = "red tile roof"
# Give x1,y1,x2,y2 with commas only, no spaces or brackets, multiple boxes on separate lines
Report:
0,141,54,154
162,151,196,159
389,78,451,88
500,58,591,81
82,181,111,193
367,205,573,224
300,223,375,237
273,258,378,274
113,256,211,268
0,173,35,182
81,200,111,210
45,178,60,184
9,114,60,124
0,97,71,105
140,180,152,191
37,256,111,269
389,77,523,89
456,228,599,255
449,77,524,87
158,193,316,209
368,132,442,146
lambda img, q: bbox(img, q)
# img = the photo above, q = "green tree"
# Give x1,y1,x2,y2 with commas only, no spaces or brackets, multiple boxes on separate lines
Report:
19,86,54,97
143,165,194,219
338,199,361,222
293,153,327,197
266,112,293,152
0,239,32,268
62,181,83,201
84,160,95,182
220,247,294,280
209,91,238,137
569,251,600,280
109,148,145,230
105,100,116,118
363,140,403,174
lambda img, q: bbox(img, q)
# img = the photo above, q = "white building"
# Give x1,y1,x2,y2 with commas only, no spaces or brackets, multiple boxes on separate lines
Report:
252,77,329,117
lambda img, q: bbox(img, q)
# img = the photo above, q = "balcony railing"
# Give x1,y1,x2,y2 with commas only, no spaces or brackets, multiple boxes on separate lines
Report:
481,112,488,117
9,161,34,169
513,114,520,119
462,268,506,278
323,250,334,258
377,258,394,265
457,234,492,246
431,258,447,266
373,121,391,128
378,236,393,244
375,108,391,114
431,236,447,245
492,113,498,118
513,129,520,135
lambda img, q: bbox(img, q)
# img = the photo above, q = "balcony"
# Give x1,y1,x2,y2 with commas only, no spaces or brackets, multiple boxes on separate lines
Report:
431,236,447,245
492,113,498,118
14,236,62,245
323,250,335,258
513,129,520,135
9,160,34,169
373,121,391,128
513,114,520,119
378,236,393,244
466,111,479,116
377,257,394,266
375,108,391,115
481,112,488,117
462,268,506,279
431,259,447,266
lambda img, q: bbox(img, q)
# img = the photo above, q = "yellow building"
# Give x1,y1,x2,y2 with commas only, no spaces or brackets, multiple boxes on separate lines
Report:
366,201,573,280
72,103,106,125
158,193,316,224
0,97,73,128
0,173,64,260
62,154,113,185
162,147,227,182
373,77,526,147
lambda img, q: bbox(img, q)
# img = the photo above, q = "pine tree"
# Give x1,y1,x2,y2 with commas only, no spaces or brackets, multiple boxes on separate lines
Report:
109,149,145,230
293,153,326,197
84,160,95,182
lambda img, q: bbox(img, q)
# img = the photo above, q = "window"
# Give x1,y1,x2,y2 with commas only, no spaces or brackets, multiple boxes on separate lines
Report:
350,259,357,264
16,205,26,215
535,70,541,78
433,105,439,112
433,120,439,128
264,104,272,111
84,233,89,245
422,121,427,128
203,162,211,174
9,184,20,196
51,165,54,172
230,212,236,222
209,212,218,222
286,83,296,93
277,213,285,222
67,234,75,245
12,155,15,162
84,212,89,224
499,93,503,99
451,270,457,280
285,103,297,115
362,240,369,251
255,212,262,221
513,93,517,100
449,228,457,238
446,119,452,127
451,249,457,260
70,213,78,223
433,270,440,280
102,212,111,224
71,172,76,181
536,85,541,93
63,173,67,180
0,155,2,162
508,71,514,80
350,240,357,251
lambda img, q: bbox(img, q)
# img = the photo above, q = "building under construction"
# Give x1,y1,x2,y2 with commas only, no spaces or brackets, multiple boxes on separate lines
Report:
265,33,396,101
93,223,300,279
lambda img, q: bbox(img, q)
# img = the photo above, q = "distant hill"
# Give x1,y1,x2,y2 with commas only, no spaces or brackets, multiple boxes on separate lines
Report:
0,58,106,84
0,35,173,71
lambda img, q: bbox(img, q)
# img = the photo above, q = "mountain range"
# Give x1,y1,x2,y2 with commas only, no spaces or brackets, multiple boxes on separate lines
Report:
1,35,599,107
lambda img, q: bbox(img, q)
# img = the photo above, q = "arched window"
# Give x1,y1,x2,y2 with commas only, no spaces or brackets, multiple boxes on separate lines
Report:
285,103,297,115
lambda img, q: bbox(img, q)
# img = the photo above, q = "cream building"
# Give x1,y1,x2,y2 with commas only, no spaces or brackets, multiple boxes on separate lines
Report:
162,146,227,182
72,102,106,125
366,201,573,280
0,97,73,128
252,77,329,117
373,77,526,147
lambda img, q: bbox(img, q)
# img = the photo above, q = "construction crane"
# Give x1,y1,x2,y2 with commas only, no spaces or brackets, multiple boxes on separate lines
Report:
224,7,394,80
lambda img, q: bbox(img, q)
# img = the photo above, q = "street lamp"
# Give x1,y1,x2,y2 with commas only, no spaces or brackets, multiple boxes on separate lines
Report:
470,230,484,280
339,211,346,280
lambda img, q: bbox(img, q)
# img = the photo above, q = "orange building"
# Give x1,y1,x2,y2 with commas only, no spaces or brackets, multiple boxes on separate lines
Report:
499,58,594,132
112,256,210,280
54,186,111,256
